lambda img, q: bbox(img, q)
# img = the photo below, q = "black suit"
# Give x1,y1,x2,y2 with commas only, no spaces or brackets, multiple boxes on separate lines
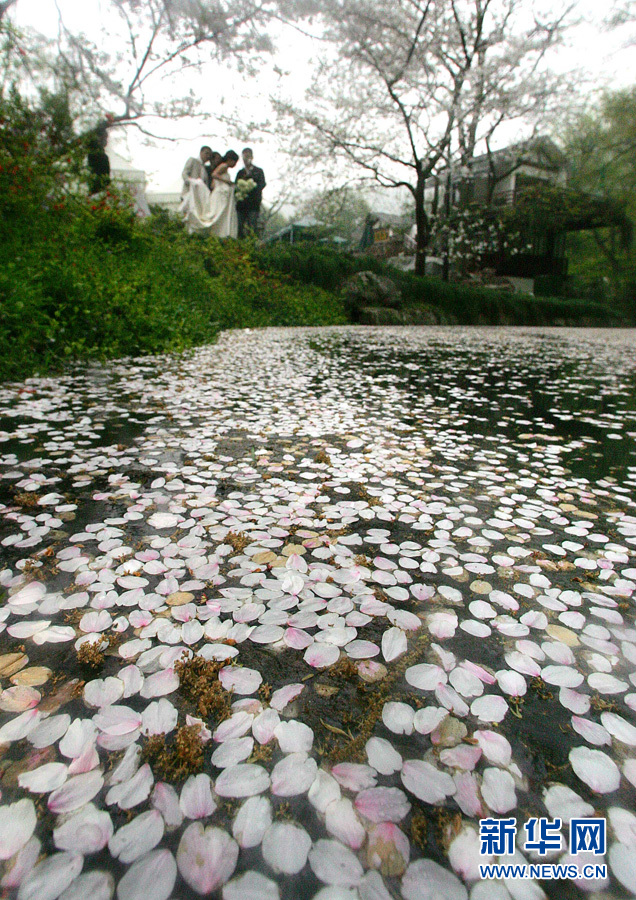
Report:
235,164,266,237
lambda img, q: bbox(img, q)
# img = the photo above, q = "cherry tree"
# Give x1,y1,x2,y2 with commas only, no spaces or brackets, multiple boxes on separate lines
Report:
275,0,572,275
6,0,304,135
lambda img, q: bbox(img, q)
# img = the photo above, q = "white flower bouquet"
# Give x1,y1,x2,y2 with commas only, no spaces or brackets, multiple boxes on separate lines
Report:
235,178,257,203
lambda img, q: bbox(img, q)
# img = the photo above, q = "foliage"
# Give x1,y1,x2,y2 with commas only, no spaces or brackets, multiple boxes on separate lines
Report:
255,243,625,325
0,87,346,382
557,87,636,308
428,203,529,275
296,187,371,244
4,1,301,134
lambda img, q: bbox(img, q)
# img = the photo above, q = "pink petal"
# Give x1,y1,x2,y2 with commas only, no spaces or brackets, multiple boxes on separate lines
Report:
180,774,217,819
325,799,366,848
332,763,377,792
177,823,238,893
355,787,411,824
401,760,455,804
48,771,104,814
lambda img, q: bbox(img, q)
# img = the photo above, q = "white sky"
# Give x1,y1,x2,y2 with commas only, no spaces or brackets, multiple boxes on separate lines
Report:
11,0,636,208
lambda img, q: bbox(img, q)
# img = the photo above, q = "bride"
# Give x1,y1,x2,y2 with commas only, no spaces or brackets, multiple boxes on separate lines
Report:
181,150,239,237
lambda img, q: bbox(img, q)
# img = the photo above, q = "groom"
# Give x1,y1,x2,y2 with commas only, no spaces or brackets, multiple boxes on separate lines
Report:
235,148,266,238
182,146,213,195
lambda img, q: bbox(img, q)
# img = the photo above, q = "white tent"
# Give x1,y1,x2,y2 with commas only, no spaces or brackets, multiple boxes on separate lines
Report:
107,151,151,217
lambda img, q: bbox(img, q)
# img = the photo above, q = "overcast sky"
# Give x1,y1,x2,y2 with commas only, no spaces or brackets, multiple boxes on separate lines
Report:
11,0,636,208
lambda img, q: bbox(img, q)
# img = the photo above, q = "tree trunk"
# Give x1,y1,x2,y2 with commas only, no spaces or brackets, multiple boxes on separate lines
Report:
0,0,18,20
414,174,428,277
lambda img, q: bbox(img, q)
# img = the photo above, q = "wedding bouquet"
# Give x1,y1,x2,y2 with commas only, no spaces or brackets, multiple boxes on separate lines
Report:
235,178,257,203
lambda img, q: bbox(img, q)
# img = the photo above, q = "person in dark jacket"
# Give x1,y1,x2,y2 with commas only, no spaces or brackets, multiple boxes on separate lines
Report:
86,122,111,195
235,148,266,238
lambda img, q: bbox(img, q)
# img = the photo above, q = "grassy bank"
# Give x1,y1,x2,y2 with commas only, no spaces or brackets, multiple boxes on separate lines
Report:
2,222,627,383
0,208,346,383
1,89,630,384
256,244,628,327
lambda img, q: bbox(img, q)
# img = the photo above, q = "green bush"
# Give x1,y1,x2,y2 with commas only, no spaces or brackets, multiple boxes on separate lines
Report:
0,86,627,385
0,90,346,382
255,243,627,326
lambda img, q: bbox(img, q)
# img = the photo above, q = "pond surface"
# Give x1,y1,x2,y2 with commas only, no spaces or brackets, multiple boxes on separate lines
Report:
0,326,635,900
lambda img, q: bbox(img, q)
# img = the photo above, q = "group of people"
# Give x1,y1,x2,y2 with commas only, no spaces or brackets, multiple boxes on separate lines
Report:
180,146,266,239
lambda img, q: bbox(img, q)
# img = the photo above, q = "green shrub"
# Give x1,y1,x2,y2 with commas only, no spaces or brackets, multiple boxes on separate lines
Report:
255,243,627,326
0,89,346,382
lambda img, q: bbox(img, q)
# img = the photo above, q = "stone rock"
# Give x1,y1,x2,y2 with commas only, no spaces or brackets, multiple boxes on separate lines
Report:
343,272,402,312
357,306,450,326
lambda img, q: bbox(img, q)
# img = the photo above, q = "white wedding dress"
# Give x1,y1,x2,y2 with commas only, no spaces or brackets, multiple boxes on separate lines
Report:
180,177,238,238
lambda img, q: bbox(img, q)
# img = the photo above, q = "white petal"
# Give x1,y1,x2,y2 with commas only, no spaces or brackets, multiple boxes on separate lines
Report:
481,768,516,813
402,859,467,900
381,701,414,735
308,839,364,887
1,836,41,890
48,771,104,814
473,730,511,766
401,760,455,804
232,796,272,849
413,707,448,735
180,774,217,819
19,762,68,793
141,698,178,735
382,627,407,662
54,804,113,854
354,787,411,824
470,695,508,723
17,852,83,900
275,721,314,753
105,763,153,809
116,849,177,900
542,784,593,820
610,843,636,895
308,771,342,814
569,747,620,793
215,763,271,798
365,737,402,775
601,712,636,746
271,753,317,796
0,799,37,860
262,821,312,874
211,737,254,768
222,870,280,900
405,664,447,691
84,678,124,708
58,870,114,900
177,823,238,894
252,708,280,744
151,782,183,831
109,810,164,863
